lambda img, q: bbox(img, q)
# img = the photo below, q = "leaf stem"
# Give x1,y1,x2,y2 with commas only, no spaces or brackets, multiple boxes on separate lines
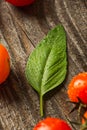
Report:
40,94,43,117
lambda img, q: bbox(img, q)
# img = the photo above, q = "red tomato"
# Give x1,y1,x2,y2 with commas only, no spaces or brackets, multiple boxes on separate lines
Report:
5,0,35,6
0,44,10,84
67,72,87,104
81,111,87,130
82,111,87,124
33,117,72,130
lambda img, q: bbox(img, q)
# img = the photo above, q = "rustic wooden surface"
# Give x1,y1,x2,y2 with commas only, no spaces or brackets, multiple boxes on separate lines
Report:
0,0,87,129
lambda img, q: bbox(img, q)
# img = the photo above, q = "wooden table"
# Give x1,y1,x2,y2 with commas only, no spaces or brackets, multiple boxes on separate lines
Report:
0,0,87,129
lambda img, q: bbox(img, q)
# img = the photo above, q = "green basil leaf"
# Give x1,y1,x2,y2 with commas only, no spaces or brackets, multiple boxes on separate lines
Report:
25,25,67,116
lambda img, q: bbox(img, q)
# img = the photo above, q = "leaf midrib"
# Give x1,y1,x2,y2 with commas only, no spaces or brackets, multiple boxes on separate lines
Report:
40,44,55,96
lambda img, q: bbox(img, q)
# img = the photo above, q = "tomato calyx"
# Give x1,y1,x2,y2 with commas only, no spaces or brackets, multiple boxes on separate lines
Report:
68,107,87,130
68,99,87,130
68,97,87,114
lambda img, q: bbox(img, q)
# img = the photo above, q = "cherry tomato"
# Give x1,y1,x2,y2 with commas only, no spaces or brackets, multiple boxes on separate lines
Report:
67,72,87,104
82,111,87,124
33,117,72,130
80,111,87,130
5,0,35,6
0,44,10,84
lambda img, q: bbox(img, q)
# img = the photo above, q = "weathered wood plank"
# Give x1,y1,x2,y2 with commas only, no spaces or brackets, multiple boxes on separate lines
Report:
0,0,87,129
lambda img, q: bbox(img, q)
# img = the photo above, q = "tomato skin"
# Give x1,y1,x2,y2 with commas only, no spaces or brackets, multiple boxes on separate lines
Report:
5,0,35,6
67,73,87,104
0,44,10,84
33,117,72,130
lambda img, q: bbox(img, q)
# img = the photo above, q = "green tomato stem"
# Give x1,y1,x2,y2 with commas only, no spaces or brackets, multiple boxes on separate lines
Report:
40,94,43,117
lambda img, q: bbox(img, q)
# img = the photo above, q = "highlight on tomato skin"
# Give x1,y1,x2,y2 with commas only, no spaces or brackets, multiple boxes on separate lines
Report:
0,44,10,84
5,0,35,6
67,72,87,104
33,117,72,130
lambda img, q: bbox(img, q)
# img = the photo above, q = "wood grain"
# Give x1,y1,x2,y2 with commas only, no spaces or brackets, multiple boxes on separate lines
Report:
0,0,87,129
